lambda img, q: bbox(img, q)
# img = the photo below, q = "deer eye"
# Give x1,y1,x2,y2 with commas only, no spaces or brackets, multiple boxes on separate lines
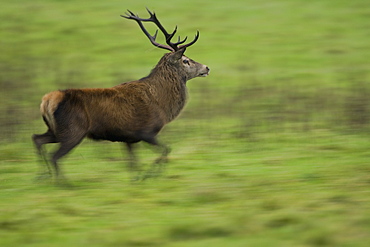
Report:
183,59,190,65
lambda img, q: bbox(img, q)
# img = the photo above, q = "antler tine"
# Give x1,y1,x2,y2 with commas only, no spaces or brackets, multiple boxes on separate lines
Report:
167,26,177,43
153,29,159,40
178,30,199,50
174,36,188,46
145,7,154,16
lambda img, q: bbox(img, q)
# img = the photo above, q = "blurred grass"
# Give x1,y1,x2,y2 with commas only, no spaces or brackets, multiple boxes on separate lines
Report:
1,0,370,246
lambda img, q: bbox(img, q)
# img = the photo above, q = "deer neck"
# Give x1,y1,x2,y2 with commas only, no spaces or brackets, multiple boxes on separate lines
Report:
144,70,188,122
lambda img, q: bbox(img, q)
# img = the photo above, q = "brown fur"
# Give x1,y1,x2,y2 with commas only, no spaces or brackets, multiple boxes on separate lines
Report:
32,48,209,180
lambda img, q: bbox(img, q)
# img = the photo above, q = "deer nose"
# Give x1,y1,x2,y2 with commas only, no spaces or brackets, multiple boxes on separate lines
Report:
206,66,210,72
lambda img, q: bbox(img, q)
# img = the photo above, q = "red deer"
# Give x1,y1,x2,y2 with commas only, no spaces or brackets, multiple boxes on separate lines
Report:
32,9,209,181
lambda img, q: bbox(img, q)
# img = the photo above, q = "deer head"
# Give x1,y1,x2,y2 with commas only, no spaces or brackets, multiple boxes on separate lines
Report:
121,8,209,79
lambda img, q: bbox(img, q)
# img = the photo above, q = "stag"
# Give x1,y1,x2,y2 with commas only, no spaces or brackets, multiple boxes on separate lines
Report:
32,9,209,181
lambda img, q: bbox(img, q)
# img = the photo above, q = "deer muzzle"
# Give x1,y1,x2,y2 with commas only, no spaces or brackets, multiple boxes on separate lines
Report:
199,66,210,77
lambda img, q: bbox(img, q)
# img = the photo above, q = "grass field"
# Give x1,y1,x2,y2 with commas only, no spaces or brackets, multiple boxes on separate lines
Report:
1,0,370,246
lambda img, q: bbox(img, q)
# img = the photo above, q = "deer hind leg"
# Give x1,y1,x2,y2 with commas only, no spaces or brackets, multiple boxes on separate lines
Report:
142,136,171,180
32,129,57,178
51,133,86,181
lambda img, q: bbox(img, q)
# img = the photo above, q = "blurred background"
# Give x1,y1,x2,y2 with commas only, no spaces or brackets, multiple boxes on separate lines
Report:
1,0,369,246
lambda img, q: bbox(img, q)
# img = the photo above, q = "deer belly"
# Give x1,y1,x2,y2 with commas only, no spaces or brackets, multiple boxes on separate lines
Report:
87,129,140,143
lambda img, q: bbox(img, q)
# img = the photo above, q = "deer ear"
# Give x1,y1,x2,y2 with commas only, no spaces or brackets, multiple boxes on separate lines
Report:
170,47,186,63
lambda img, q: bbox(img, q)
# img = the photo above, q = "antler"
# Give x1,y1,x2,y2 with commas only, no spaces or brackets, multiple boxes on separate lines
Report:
121,8,199,52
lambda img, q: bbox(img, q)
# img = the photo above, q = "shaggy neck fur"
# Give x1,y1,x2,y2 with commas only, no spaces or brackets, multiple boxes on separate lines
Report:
141,53,188,122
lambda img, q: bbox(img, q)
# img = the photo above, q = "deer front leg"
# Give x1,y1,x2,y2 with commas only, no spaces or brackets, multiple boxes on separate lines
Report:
142,137,171,180
124,143,142,181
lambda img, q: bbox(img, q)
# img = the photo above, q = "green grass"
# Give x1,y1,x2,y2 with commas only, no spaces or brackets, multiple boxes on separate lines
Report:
1,0,370,246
